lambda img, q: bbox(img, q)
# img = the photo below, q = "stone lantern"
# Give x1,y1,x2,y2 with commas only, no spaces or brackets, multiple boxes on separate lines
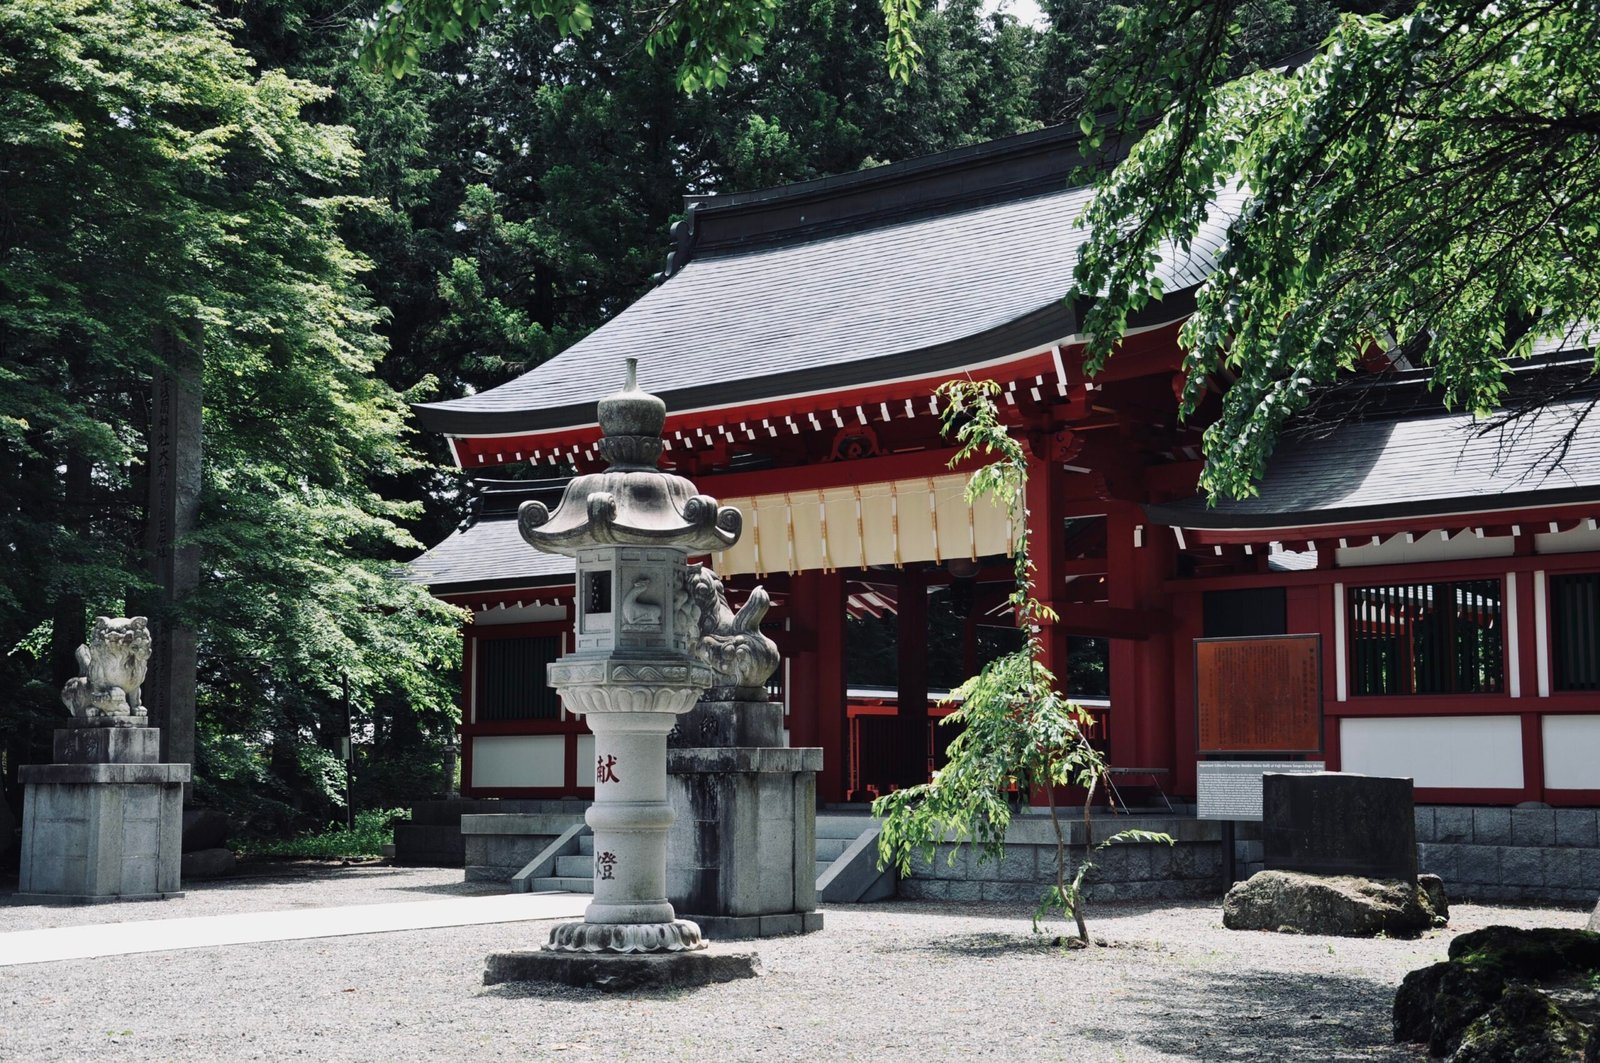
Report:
514,358,740,956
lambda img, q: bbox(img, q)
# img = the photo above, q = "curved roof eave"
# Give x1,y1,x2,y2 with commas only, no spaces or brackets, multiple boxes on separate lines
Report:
413,299,1082,438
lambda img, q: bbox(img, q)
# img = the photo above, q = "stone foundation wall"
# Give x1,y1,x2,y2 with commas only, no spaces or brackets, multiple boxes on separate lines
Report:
1414,806,1600,906
1231,805,1600,906
898,815,1223,903
461,812,588,881
396,797,589,868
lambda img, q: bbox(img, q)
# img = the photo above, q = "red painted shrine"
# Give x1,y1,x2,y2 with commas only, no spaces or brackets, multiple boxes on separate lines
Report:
409,125,1600,810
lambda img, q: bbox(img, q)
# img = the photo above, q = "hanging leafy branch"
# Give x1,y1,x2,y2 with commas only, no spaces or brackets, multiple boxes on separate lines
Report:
873,379,1170,945
1073,0,1600,502
360,0,925,90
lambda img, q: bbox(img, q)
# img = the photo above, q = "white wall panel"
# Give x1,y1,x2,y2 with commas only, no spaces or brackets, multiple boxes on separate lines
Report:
576,732,596,787
1339,715,1523,789
1542,715,1600,789
471,734,565,789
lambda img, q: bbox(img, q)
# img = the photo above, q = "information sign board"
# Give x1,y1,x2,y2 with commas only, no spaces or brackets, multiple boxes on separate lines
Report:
1195,634,1322,755
1196,761,1326,821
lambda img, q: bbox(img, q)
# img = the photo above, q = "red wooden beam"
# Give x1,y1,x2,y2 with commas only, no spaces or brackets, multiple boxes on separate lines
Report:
1048,602,1166,640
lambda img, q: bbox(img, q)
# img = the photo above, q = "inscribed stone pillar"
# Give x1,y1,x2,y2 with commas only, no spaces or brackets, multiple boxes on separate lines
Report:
143,327,202,773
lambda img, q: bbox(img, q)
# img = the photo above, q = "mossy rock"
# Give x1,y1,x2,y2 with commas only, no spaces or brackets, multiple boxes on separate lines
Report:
1395,925,1600,1061
1223,870,1441,937
1451,983,1598,1063
1449,927,1600,981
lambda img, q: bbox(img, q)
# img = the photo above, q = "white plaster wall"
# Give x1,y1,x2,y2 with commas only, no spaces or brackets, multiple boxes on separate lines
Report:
1542,715,1600,789
576,732,596,787
1340,715,1524,789
1334,530,1514,568
470,734,565,788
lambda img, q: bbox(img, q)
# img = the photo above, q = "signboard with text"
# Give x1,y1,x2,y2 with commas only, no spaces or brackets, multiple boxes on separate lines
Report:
1195,634,1323,755
1196,761,1326,821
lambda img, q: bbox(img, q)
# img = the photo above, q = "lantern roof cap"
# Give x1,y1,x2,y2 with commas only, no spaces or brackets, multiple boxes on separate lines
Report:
516,359,743,556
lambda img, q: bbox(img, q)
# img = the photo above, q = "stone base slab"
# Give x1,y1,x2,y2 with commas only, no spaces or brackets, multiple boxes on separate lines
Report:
19,763,191,785
484,944,761,991
13,891,184,905
684,910,823,940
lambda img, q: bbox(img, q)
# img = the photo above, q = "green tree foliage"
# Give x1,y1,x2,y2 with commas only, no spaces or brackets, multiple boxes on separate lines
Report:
360,0,932,90
874,381,1169,944
1073,0,1600,500
0,0,463,832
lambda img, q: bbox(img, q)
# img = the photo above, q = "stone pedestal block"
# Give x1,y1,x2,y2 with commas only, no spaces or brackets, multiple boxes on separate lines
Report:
16,725,189,903
1263,772,1417,881
670,701,785,749
667,735,823,939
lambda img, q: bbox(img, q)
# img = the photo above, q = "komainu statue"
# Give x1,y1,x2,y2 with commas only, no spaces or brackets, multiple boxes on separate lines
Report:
684,567,780,701
60,616,153,718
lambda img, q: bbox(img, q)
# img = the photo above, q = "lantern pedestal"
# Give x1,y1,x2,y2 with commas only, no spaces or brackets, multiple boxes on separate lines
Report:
541,662,710,952
483,943,761,992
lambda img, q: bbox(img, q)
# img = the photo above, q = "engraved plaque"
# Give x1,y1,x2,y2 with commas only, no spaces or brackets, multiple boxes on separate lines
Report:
1195,634,1322,755
1197,761,1326,821
1263,773,1416,879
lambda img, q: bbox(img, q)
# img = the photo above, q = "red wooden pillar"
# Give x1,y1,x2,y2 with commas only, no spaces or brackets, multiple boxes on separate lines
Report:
788,569,848,802
1168,589,1202,797
1106,504,1175,772
1025,451,1067,685
895,563,930,787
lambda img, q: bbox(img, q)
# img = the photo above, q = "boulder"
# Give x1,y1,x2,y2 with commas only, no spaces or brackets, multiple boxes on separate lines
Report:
1394,925,1600,1061
181,847,237,880
1451,983,1598,1063
1223,870,1443,937
182,808,229,852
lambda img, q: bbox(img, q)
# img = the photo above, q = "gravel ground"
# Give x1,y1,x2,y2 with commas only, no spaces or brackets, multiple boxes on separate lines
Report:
0,865,1589,1063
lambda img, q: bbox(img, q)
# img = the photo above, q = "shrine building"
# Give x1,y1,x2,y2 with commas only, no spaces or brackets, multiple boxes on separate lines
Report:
408,124,1600,811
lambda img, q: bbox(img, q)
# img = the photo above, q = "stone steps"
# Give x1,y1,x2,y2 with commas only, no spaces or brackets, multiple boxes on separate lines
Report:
813,816,897,904
529,877,593,893
555,854,592,878
815,837,853,861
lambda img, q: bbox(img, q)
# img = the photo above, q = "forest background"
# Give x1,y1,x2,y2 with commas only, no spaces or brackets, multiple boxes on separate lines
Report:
0,0,1378,839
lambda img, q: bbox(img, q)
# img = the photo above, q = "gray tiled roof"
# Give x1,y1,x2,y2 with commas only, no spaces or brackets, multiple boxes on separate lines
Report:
405,517,575,593
414,183,1242,437
1147,393,1600,530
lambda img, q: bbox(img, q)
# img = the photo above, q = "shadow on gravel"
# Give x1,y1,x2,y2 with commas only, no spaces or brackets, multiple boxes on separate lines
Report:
899,931,1166,958
1105,968,1406,1062
378,881,505,897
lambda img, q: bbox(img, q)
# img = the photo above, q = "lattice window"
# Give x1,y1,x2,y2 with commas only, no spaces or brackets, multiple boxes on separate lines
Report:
1347,579,1503,696
1552,573,1600,692
476,636,562,721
